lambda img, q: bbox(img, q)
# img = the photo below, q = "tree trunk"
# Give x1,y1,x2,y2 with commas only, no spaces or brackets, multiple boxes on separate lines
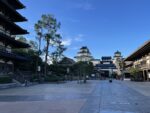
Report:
37,38,41,82
38,38,41,56
44,39,49,77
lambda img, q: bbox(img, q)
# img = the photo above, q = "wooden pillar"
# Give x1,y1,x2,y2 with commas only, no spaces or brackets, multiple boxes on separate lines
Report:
146,69,149,81
143,70,145,81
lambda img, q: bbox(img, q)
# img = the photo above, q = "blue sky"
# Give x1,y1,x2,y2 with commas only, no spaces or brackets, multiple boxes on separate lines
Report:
19,0,150,59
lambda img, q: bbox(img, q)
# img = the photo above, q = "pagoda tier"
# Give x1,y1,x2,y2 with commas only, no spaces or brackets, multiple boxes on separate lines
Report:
5,0,25,9
0,14,28,35
0,1,27,22
75,46,93,62
0,50,29,61
0,33,30,48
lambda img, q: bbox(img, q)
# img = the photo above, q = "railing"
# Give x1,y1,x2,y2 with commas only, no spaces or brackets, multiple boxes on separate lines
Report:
0,10,12,22
0,27,11,37
0,45,13,55
135,64,150,69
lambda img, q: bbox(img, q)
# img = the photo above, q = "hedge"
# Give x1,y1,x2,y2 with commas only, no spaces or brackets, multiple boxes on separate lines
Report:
0,76,12,84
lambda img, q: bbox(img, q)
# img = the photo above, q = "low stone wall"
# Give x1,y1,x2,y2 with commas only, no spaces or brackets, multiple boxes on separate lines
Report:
0,83,18,90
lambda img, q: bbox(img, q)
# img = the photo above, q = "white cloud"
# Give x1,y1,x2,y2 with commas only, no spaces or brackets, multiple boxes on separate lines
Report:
62,39,72,46
73,1,95,11
41,54,53,65
74,34,84,42
61,34,85,47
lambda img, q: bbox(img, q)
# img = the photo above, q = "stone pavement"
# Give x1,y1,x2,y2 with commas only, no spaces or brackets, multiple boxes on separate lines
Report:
0,80,150,113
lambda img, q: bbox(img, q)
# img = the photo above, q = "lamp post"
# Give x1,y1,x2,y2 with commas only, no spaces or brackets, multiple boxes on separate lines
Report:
37,65,41,83
109,67,113,82
67,67,70,81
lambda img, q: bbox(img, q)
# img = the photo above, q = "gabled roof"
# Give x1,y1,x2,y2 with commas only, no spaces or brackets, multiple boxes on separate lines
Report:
125,40,150,61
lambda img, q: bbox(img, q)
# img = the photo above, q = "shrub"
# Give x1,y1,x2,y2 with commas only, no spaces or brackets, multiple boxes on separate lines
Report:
30,74,39,82
0,76,12,84
45,75,65,82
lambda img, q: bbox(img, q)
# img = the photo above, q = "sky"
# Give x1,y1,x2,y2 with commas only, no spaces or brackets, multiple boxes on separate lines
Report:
19,0,150,59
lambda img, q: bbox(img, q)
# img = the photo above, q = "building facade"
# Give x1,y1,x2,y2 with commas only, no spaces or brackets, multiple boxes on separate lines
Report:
95,56,116,78
75,46,93,62
0,0,29,76
125,40,150,81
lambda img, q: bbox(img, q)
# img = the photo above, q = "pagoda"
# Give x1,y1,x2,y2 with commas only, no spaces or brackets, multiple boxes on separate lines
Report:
75,46,93,62
0,0,30,75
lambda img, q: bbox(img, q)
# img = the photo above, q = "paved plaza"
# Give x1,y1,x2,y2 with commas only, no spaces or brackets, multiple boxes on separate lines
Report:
0,80,150,113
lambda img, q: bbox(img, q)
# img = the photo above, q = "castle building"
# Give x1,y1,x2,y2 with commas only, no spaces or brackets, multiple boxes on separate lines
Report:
0,0,29,75
75,46,93,62
95,56,116,78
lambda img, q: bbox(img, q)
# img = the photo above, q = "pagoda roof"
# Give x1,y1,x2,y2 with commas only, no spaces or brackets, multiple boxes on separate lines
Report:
75,55,93,58
78,51,91,54
115,51,121,54
0,14,28,35
0,33,30,48
0,1,27,22
0,50,30,61
80,46,88,49
125,40,150,61
6,0,25,9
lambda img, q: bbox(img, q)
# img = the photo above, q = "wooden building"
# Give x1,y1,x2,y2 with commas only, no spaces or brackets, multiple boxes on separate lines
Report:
0,0,29,76
125,40,150,81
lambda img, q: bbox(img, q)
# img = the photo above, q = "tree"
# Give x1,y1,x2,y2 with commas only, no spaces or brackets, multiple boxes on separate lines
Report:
35,14,61,76
51,40,66,64
73,61,94,83
13,36,42,74
29,40,38,51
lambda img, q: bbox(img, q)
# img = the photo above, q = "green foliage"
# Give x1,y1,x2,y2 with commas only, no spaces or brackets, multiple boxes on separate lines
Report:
73,61,94,77
129,67,141,76
29,74,39,82
13,37,43,73
129,67,143,81
0,76,12,84
16,36,27,43
51,40,67,64
48,65,67,76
